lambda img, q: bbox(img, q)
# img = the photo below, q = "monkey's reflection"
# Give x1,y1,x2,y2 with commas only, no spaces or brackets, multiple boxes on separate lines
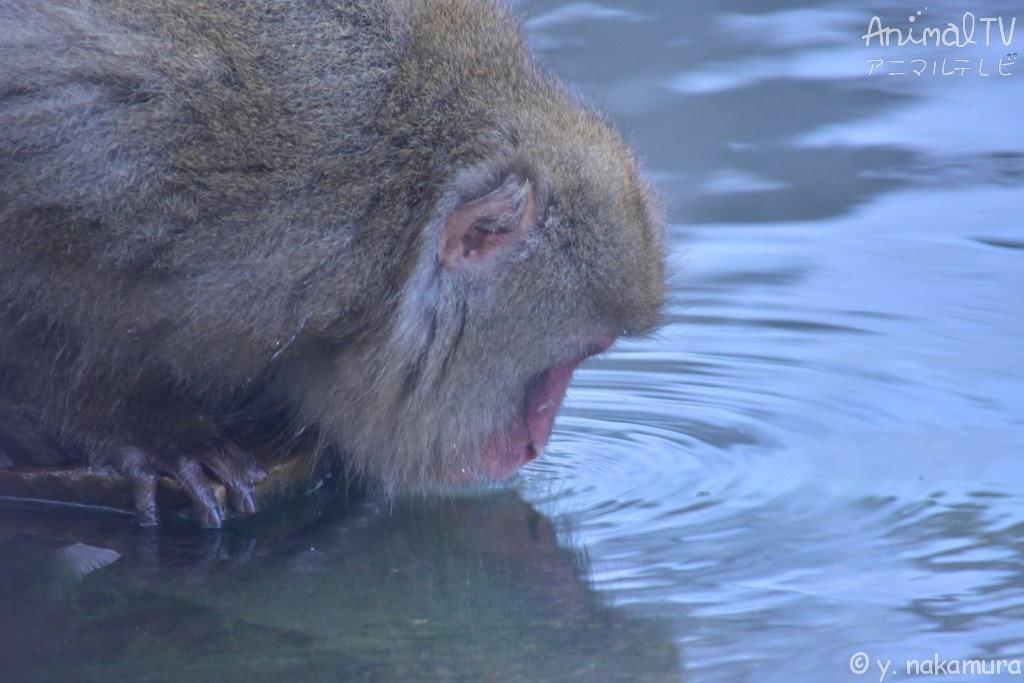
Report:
0,490,680,682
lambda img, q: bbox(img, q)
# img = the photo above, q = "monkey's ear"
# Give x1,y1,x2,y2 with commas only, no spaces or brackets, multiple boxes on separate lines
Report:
439,174,537,268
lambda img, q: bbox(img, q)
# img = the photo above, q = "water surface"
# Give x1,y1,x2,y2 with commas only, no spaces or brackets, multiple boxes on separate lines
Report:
526,0,1024,680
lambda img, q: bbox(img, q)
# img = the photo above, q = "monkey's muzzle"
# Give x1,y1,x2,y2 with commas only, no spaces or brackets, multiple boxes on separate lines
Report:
478,339,613,479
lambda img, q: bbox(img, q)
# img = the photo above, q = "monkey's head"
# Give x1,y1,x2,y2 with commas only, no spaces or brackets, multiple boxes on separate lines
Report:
286,1,665,491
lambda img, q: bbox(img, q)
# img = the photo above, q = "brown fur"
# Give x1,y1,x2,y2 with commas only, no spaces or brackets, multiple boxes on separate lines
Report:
0,0,665,525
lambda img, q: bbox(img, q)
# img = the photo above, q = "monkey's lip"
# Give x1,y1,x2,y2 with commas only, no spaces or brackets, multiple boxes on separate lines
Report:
478,339,613,480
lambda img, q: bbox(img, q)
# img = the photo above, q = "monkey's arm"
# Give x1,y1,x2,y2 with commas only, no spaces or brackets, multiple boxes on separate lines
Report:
0,1,289,525
0,353,268,528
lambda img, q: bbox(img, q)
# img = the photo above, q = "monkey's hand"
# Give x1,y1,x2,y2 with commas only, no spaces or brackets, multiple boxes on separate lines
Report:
108,438,267,529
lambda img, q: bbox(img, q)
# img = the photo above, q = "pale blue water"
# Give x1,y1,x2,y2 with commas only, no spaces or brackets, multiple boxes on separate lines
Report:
524,0,1024,680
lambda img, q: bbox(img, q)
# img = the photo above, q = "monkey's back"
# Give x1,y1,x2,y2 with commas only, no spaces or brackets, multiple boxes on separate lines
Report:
0,0,404,408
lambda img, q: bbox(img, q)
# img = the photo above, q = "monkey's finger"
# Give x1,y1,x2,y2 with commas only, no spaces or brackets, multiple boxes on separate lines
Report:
172,456,224,528
128,468,160,527
197,442,266,515
116,446,161,526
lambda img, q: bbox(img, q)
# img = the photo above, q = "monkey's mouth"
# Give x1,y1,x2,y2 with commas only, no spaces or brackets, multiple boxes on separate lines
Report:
478,340,613,480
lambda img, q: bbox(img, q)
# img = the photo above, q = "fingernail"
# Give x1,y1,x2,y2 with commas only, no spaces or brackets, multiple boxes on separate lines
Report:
137,509,159,527
202,507,223,529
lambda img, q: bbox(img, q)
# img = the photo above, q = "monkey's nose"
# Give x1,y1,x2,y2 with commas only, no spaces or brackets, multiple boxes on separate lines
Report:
524,441,540,462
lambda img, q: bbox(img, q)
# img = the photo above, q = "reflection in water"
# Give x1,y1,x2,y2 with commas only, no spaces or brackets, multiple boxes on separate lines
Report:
0,493,680,683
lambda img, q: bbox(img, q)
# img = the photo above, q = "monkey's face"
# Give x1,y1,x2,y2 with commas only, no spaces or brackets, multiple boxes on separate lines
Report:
293,5,666,491
308,143,663,492
449,156,662,485
475,349,606,479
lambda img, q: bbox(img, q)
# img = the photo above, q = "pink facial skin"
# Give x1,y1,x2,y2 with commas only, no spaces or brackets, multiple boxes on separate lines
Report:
478,338,613,480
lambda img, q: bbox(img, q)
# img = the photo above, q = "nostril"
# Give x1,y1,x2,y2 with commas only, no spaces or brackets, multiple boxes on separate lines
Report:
525,441,539,461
